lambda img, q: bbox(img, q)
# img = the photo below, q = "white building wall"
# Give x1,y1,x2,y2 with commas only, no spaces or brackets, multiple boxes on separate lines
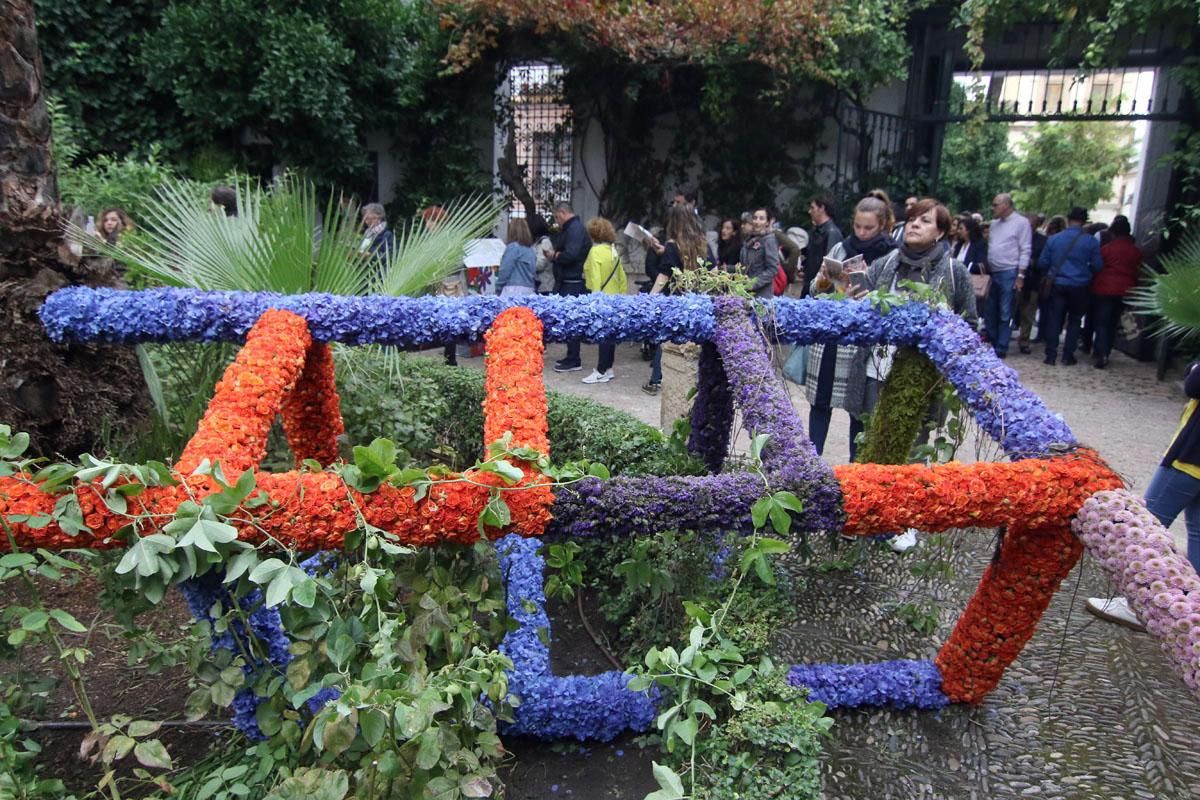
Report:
364,129,404,205
572,114,607,224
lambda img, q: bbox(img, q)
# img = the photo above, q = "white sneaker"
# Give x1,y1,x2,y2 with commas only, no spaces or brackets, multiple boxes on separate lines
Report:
581,369,614,384
888,528,919,553
1085,596,1145,631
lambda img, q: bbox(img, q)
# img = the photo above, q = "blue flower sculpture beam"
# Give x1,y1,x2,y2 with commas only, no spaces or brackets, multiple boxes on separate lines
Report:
38,288,716,348
786,660,950,710
495,535,657,741
41,289,1073,458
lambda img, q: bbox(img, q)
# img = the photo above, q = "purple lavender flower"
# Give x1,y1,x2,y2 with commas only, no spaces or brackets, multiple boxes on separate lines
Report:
711,297,844,533
549,474,765,539
688,342,734,473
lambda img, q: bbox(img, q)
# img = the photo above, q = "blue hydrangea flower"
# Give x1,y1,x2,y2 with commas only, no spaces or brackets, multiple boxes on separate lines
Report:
787,660,950,710
495,535,657,741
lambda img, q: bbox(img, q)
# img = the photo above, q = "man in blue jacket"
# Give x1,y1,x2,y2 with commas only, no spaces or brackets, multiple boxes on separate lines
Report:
549,201,592,372
1037,206,1102,366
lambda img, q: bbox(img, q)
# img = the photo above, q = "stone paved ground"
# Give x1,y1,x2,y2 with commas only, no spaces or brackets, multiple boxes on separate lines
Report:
452,339,1200,799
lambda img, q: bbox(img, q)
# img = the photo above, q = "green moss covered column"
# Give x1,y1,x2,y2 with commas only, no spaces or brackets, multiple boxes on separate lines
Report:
855,347,943,465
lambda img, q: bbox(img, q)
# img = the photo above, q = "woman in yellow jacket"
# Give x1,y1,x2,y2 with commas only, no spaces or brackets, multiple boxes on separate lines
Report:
581,216,627,384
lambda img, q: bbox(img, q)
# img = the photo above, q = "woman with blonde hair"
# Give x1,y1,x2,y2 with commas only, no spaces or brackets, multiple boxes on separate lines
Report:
497,217,537,297
805,196,897,460
581,216,627,384
866,188,897,235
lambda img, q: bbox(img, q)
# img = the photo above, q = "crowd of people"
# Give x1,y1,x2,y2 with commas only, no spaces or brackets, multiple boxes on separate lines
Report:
506,186,1142,403
88,181,1145,399
526,197,809,394
91,183,1147,393
785,189,1144,371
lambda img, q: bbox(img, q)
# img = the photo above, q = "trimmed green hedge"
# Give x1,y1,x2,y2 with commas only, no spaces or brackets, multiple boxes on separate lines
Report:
338,354,697,476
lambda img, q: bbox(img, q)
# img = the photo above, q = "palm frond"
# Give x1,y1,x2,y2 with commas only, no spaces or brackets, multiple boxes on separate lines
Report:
135,344,168,422
1127,236,1200,344
374,194,504,297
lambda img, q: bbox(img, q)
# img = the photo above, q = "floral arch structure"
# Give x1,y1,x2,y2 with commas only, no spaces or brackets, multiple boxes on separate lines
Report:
4,288,1197,741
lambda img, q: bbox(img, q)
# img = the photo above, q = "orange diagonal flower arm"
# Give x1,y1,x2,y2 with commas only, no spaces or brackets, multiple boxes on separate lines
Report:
281,341,344,467
834,450,1122,535
177,309,312,476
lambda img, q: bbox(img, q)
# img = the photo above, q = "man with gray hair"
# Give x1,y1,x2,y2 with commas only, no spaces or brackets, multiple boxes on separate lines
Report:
984,192,1032,358
360,202,394,264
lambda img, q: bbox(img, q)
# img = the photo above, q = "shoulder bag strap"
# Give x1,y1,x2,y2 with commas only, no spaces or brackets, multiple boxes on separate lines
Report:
599,244,623,291
1047,229,1085,285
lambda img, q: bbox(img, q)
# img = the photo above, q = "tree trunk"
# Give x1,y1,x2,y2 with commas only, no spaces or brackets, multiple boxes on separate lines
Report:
0,0,146,457
496,117,539,220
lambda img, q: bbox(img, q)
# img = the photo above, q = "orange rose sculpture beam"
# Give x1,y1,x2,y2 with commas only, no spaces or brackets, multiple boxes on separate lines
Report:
0,307,552,552
835,451,1123,703
281,341,344,467
176,309,312,476
834,450,1122,536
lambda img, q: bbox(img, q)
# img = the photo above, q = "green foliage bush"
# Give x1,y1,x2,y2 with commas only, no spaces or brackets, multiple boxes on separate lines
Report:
142,0,449,187
48,97,178,220
340,354,693,476
56,147,178,222
938,84,1012,213
587,529,795,666
35,0,179,159
691,671,830,800
36,0,489,204
1004,120,1135,215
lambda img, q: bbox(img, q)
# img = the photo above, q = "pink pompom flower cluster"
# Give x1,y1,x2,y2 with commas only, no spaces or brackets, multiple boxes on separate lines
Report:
1073,489,1200,696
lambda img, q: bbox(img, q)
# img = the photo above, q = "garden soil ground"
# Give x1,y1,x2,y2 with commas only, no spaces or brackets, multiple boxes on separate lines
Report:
8,339,1200,798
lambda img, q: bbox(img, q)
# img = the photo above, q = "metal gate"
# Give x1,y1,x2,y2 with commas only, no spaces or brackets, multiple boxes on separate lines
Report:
504,63,574,218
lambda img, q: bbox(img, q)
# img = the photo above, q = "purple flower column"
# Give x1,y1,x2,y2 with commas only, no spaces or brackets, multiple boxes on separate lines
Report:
688,341,735,473
710,296,844,533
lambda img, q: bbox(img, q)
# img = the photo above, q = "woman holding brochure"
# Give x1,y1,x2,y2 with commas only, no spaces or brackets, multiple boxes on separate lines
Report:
804,196,896,461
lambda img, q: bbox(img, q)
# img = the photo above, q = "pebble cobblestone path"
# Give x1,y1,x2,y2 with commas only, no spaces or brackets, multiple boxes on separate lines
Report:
470,340,1200,799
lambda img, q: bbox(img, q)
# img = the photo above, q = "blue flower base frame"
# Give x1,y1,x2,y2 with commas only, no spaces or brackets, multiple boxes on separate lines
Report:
495,535,657,740
41,289,1079,737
